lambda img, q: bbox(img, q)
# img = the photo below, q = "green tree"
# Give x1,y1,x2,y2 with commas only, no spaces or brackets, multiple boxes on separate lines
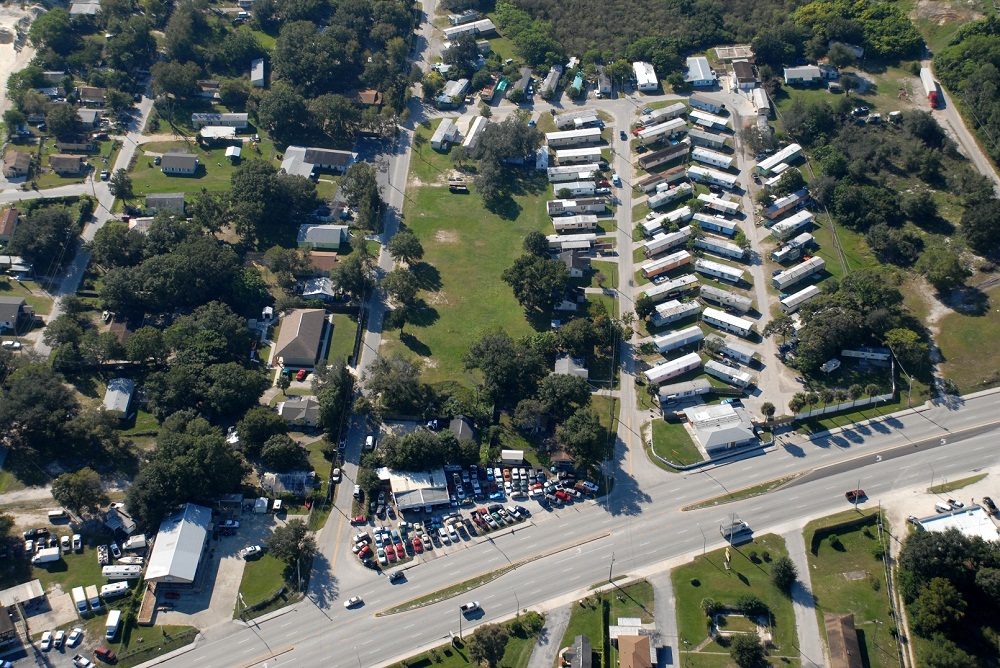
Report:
387,231,424,265
885,328,928,371
366,353,422,412
918,247,970,293
0,365,79,455
913,578,966,637
556,407,604,466
760,402,776,420
464,328,547,408
29,9,74,53
556,317,595,358
729,632,766,668
467,623,509,668
266,518,317,567
960,201,1000,255
634,294,655,321
922,636,979,668
151,60,202,102
501,254,569,311
762,313,795,344
381,268,419,306
522,231,550,257
256,83,309,143
537,373,591,421
46,104,83,139
236,406,288,460
109,168,134,203
125,326,169,364
770,555,797,594
51,467,109,515
261,434,305,471
330,252,373,301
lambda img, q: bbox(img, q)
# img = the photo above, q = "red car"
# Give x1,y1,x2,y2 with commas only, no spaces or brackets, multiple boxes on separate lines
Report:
164,591,180,600
412,538,423,553
350,515,367,525
554,490,571,502
386,548,396,562
845,489,866,503
394,543,406,559
358,545,372,559
295,369,307,381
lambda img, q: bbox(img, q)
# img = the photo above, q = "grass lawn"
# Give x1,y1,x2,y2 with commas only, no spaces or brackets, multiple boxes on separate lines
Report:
326,312,358,364
31,530,116,594
0,278,54,316
559,580,655,664
592,394,620,447
804,509,897,668
672,534,799,660
381,174,550,386
385,613,543,668
581,260,618,289
684,475,801,511
650,419,703,468
928,473,987,494
129,139,280,196
411,119,461,184
796,379,930,434
235,553,287,613
115,625,199,668
937,285,1000,393
121,409,160,436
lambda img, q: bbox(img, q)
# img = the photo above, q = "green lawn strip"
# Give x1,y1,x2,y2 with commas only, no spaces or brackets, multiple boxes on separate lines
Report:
411,120,459,184
326,312,358,364
382,178,549,386
937,285,1000,393
592,394,620,446
796,386,928,435
650,419,703,468
803,509,897,668
235,553,288,613
384,614,543,668
559,580,655,665
121,409,160,436
928,473,987,495
683,475,802,510
379,564,518,615
673,534,798,657
115,625,199,668
588,260,619,289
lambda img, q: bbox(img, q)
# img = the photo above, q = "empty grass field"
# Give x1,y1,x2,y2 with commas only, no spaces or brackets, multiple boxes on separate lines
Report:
326,312,358,364
937,285,1000,393
650,419,703,468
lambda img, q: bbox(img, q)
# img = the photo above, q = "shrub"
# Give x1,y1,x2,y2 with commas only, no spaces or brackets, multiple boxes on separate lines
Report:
761,551,771,562
868,573,882,591
828,533,842,550
872,544,886,561
770,555,798,595
736,594,769,619
748,550,759,563
701,597,720,617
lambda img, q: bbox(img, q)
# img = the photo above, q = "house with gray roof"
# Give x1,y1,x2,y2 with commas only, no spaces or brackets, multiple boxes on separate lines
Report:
102,378,134,417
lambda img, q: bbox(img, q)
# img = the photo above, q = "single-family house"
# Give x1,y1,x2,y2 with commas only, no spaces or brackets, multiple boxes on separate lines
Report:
280,146,357,177
0,208,19,242
190,113,249,129
251,58,265,87
145,193,186,214
102,378,134,418
508,67,532,100
69,2,101,16
559,250,591,278
554,355,588,379
77,108,101,128
0,297,32,331
49,154,84,176
731,61,756,90
596,65,612,95
564,635,593,668
277,395,321,427
658,378,712,401
683,403,757,455
632,61,658,92
436,78,470,109
160,151,198,175
3,151,30,178
825,613,864,668
300,276,338,301
430,119,460,151
273,308,327,368
541,66,563,98
783,65,822,85
55,137,96,152
297,224,348,250
76,86,105,106
685,57,716,87
616,634,654,668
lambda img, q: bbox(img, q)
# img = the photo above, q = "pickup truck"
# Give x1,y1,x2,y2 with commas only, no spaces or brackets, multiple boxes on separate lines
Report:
460,601,480,614
72,654,94,668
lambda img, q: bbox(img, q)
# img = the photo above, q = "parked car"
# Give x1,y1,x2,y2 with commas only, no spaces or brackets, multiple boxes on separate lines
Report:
73,656,94,668
54,630,65,648
240,545,262,559
94,647,117,663
295,369,307,382
947,499,965,509
620,130,627,141
350,515,366,525
983,496,997,514
220,520,240,529
110,543,122,558
67,627,83,646
40,631,52,651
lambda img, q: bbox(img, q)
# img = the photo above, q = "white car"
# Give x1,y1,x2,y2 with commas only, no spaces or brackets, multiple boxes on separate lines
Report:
0,341,20,350
438,527,451,545
40,631,52,651
61,535,71,551
67,626,83,646
240,545,262,559
110,543,122,559
54,629,65,648
220,520,240,529
72,534,82,551
344,596,363,609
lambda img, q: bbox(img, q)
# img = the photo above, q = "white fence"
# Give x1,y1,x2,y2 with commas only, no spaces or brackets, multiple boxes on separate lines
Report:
796,359,897,419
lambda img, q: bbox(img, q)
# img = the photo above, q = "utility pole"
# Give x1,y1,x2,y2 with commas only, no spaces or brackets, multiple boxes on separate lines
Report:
855,478,860,510
609,551,615,583
458,606,463,641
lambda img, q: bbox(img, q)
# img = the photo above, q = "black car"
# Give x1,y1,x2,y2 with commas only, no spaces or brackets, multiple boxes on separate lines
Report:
982,497,997,514
619,130,627,141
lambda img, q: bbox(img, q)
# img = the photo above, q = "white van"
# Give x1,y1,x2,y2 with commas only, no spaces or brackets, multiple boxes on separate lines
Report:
934,503,952,514
365,435,375,450
105,609,122,640
48,510,68,522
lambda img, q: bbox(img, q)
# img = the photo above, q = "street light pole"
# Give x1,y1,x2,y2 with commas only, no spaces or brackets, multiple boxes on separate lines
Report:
698,523,706,555
609,551,615,583
458,606,463,641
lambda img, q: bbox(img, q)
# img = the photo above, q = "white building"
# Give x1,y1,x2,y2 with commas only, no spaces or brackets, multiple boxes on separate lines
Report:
771,210,814,240
462,116,489,150
690,109,730,130
251,58,265,87
633,61,659,91
688,128,727,149
547,198,606,216
704,360,753,388
653,325,704,353
689,94,723,113
683,403,757,456
752,88,770,115
697,193,741,215
643,274,699,303
693,212,738,236
102,378,134,417
773,256,825,290
637,118,686,143
145,503,211,584
756,143,803,174
705,333,756,364
554,110,600,130
190,113,249,129
780,285,821,313
648,183,693,209
699,285,752,313
651,300,701,327
385,467,451,511
644,226,692,257
685,57,716,87
644,352,702,383
642,208,693,236
430,119,459,150
547,164,601,182
702,307,754,337
546,233,597,250
688,166,738,189
765,188,809,219
545,127,602,148
557,181,597,197
691,147,734,170
552,214,599,232
442,18,496,40
644,103,686,125
695,235,745,260
783,65,822,85
696,258,745,283
556,147,603,165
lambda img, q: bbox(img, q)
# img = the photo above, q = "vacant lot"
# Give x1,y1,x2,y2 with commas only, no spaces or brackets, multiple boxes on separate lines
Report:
937,286,1000,393
129,139,279,196
326,312,358,364
804,509,897,668
650,419,702,468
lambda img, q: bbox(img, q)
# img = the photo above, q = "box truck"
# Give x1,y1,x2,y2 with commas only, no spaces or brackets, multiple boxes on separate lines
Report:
32,546,61,565
105,609,122,640
71,586,88,614
86,585,102,610
920,67,940,108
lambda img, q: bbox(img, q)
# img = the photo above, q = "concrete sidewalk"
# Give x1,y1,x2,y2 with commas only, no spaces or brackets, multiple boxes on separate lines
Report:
782,529,826,667
526,603,572,668
648,573,679,666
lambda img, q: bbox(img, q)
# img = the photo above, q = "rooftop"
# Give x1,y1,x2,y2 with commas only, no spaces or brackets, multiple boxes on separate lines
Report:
381,467,451,510
145,503,212,583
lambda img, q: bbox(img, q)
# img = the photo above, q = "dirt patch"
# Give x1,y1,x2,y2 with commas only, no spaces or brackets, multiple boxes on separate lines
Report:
435,230,460,244
422,357,438,369
423,290,451,307
842,570,867,581
913,0,983,25
474,240,486,247
0,6,42,116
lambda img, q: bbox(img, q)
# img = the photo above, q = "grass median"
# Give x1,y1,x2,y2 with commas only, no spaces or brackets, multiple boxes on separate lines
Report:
378,565,518,615
683,474,801,511
928,473,987,495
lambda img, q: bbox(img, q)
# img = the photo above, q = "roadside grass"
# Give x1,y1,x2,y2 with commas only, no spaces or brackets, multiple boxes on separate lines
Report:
379,564,518,615
410,119,459,184
235,553,287,613
928,473,987,494
795,381,930,434
326,312,358,364
672,534,799,659
129,139,279,196
650,420,703,468
381,174,550,386
683,474,802,511
584,260,619,289
592,394,620,446
115,625,199,668
937,285,1000,393
384,613,543,668
804,509,897,668
559,580,655,666
0,278,54,316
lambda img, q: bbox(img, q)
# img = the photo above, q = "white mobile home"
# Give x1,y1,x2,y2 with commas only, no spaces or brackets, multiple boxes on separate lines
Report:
690,110,730,130
641,250,692,278
645,352,702,384
644,274,700,303
556,147,603,165
780,285,821,313
636,141,689,170
685,57,716,87
756,143,802,174
647,183,693,209
462,116,489,150
697,193,741,215
691,147,734,170
841,348,891,362
693,212,738,236
430,119,459,150
547,198,606,216
101,565,143,580
642,207,693,236
547,164,601,182
765,188,809,219
689,94,723,113
705,334,755,364
695,235,745,260
654,325,704,353
704,360,753,388
783,65,822,85
702,307,754,337
554,110,601,130
633,61,659,91
752,88,770,115
688,128,727,149
771,243,804,263
645,103,687,125
557,181,597,197
651,300,702,327
442,18,496,40
688,166,738,189
773,256,825,290
637,118,686,143
545,127,602,148
644,226,693,257
696,258,745,283
771,210,814,240
546,233,596,250
699,285,753,313
552,214,599,232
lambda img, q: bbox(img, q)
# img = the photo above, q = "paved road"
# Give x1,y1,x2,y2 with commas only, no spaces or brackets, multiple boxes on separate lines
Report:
782,528,825,667
140,389,1000,668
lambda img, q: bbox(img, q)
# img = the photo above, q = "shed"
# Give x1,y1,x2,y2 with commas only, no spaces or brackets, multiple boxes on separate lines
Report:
824,613,864,668
501,449,525,465
102,378,134,417
732,61,756,90
145,503,211,584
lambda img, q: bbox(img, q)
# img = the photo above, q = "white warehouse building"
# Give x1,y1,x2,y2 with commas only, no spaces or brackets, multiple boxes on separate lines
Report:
773,256,825,290
688,166,739,189
696,258,745,283
692,147,734,169
633,61,659,91
702,307,755,337
780,285,821,313
644,352,702,384
654,325,704,353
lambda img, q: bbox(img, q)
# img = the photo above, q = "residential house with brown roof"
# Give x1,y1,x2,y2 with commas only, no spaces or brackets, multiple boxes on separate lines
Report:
616,636,653,668
0,208,19,242
2,151,30,178
273,308,327,367
76,86,105,106
824,613,864,668
49,154,84,176
356,89,382,106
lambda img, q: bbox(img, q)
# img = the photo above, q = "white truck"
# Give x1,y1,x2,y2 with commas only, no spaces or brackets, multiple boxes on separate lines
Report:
86,585,101,610
460,601,480,614
32,546,62,565
71,586,88,614
720,518,751,541
105,609,122,640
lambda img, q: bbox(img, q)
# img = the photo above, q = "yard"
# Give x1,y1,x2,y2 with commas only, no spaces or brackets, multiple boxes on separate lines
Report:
34,137,121,190
649,419,703,468
410,119,463,185
235,552,288,615
937,285,1000,393
326,312,358,364
380,168,550,386
385,612,544,668
0,277,54,317
803,509,898,668
672,534,799,664
128,138,280,196
559,580,655,666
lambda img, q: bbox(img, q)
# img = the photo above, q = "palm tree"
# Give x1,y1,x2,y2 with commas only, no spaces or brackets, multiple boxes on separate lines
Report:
788,393,806,414
847,384,864,401
834,389,848,403
865,384,881,399
819,389,835,406
805,392,820,410
761,402,776,420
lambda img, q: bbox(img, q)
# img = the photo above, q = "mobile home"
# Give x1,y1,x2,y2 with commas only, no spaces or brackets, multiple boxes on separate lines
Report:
643,274,700,303
653,325,704,353
688,166,738,189
442,18,496,40
642,207,693,236
633,61,659,91
755,143,802,174
554,110,601,130
773,256,825,290
644,226,693,257
552,215,599,232
699,285,753,313
462,116,489,150
697,193,741,215
780,285,821,313
647,183,693,209
695,258,745,283
637,142,689,170
651,300,701,327
556,147,603,165
636,165,686,193
641,250,692,279
547,198,606,216
705,333,755,364
545,127,602,148
688,128,727,149
546,233,596,250
691,147,734,170
644,352,702,384
694,235,745,260
644,103,687,125
702,307,755,337
690,109,730,130
693,212,738,236
771,210,814,240
557,181,597,197
704,360,753,388
430,119,459,151
547,163,601,183
765,188,809,220
637,118,686,143
689,94,723,113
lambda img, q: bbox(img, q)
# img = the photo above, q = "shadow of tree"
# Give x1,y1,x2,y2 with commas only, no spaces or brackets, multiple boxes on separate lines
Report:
306,551,339,610
411,262,442,292
407,302,440,328
400,332,431,356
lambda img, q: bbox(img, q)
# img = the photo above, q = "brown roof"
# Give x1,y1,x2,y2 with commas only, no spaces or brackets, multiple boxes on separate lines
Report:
308,251,339,273
0,208,19,237
49,154,83,172
732,61,756,82
357,89,383,105
3,150,30,172
824,613,864,668
273,309,326,366
77,86,104,102
617,635,653,668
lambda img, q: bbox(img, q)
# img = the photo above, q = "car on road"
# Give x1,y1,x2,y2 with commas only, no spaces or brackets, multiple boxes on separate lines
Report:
68,627,83,646
619,130,627,141
983,496,997,514
41,631,52,651
388,570,404,583
845,489,865,502
612,173,621,187
344,596,363,609
460,601,480,614
240,545,262,559
220,520,240,529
